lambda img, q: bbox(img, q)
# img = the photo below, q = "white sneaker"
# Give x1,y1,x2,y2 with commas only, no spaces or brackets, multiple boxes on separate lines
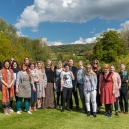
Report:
60,106,62,110
27,111,32,114
17,111,21,114
56,105,59,109
10,108,14,113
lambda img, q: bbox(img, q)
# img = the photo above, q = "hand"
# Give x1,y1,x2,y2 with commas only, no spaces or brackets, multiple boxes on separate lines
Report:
69,71,73,75
112,90,115,94
33,87,36,92
126,80,128,83
60,87,63,91
34,80,39,83
54,84,56,90
44,85,46,88
7,85,11,88
99,90,101,95
16,89,19,94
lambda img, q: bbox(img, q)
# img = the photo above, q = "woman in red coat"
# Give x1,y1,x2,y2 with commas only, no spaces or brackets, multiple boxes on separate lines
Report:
99,64,115,118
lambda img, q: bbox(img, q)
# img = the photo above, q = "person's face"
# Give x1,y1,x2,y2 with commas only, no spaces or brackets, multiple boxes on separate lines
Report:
5,62,10,69
58,63,62,69
93,61,98,68
86,66,91,72
110,66,115,73
25,58,29,64
120,66,125,72
78,61,83,68
47,61,51,66
37,63,42,69
65,65,69,72
22,65,27,71
69,59,74,67
30,64,35,70
104,68,109,73
10,58,14,64
13,62,17,68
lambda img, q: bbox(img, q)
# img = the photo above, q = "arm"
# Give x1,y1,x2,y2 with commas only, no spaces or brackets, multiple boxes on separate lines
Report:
60,77,63,91
94,74,97,88
117,73,121,89
43,72,47,88
112,75,115,94
99,74,102,94
70,71,75,80
16,72,21,93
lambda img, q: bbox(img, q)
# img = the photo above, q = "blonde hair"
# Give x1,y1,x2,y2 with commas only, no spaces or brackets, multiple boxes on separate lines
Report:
36,61,45,73
83,64,95,75
46,59,54,71
57,61,62,69
92,59,100,70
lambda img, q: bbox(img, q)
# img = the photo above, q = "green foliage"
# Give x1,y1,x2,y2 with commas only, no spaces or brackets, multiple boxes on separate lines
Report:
93,30,126,63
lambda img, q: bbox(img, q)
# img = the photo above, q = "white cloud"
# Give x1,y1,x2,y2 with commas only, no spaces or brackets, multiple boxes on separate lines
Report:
15,0,129,29
16,31,28,37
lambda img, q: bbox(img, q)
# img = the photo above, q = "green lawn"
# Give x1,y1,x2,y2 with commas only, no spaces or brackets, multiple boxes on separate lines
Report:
0,94,129,129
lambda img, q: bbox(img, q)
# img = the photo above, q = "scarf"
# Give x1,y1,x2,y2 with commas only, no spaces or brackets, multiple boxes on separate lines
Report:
1,68,14,105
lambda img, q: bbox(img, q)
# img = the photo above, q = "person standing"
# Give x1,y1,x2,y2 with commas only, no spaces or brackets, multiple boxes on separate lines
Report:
76,60,86,113
119,64,128,114
69,59,79,110
16,63,34,114
60,63,74,112
11,60,19,109
0,60,14,115
92,60,102,113
55,61,63,109
36,61,47,109
83,64,97,117
29,62,39,111
44,59,56,109
110,65,121,116
99,64,116,118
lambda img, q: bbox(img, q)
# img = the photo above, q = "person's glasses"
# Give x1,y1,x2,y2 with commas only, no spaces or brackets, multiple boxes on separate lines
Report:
94,62,98,65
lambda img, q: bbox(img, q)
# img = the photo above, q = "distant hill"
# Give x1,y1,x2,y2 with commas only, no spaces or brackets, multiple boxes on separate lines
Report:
49,43,94,54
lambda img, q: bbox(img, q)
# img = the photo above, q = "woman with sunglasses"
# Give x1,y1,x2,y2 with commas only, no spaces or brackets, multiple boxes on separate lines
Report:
83,64,97,117
92,60,102,113
99,64,116,118
110,65,121,116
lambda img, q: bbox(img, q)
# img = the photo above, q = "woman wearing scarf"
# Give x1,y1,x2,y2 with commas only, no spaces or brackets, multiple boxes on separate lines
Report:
11,60,19,110
83,64,97,117
0,60,14,115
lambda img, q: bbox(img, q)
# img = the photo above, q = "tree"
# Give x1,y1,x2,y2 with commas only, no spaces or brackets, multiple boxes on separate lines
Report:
93,30,126,63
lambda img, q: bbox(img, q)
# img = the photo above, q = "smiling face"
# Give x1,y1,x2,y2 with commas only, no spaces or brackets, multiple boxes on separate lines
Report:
37,62,42,69
110,66,115,73
4,61,10,69
30,64,35,70
47,60,52,67
13,62,17,68
93,60,98,68
120,65,125,72
69,59,74,67
78,61,83,68
64,65,69,72
22,64,27,71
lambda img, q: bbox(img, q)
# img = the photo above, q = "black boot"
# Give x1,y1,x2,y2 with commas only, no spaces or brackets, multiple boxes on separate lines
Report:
61,107,64,112
87,111,90,116
93,112,97,117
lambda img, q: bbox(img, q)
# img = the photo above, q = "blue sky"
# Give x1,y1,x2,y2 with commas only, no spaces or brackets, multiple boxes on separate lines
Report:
0,0,129,45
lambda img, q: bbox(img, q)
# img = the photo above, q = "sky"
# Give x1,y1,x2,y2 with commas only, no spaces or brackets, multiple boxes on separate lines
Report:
0,0,129,45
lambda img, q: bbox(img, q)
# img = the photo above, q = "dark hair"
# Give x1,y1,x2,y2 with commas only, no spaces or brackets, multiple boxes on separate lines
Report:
29,62,35,68
3,60,10,69
11,60,19,69
64,63,70,67
0,61,3,70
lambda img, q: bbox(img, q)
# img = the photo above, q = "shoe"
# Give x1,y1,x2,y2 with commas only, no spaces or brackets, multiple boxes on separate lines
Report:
66,108,71,111
60,106,62,110
80,109,85,114
27,111,32,114
10,108,14,113
119,111,124,114
17,111,21,114
93,112,97,117
125,112,128,114
4,108,9,115
104,112,109,116
61,109,64,112
87,111,90,116
56,105,59,109
33,107,37,111
29,107,33,112
108,113,112,118
115,112,119,116
76,106,80,110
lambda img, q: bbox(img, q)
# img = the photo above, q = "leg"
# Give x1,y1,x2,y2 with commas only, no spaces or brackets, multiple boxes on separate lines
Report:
84,90,90,115
114,97,118,113
119,88,124,112
91,90,97,113
56,92,60,107
122,88,128,113
73,88,79,109
62,87,67,111
17,97,22,112
66,88,72,110
61,91,63,107
70,89,73,109
24,98,29,112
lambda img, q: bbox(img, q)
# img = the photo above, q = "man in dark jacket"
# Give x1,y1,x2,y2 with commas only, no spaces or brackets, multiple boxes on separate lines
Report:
119,64,128,114
69,59,79,110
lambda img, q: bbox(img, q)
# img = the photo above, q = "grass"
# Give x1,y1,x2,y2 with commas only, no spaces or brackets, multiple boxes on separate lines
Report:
0,94,129,129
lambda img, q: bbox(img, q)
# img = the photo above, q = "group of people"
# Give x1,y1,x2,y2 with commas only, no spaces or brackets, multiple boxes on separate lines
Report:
0,58,128,118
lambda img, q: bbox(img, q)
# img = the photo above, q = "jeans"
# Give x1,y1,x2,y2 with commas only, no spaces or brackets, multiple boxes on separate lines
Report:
114,97,118,112
16,97,29,112
84,90,97,112
62,87,72,109
56,92,63,106
119,87,128,112
78,83,86,110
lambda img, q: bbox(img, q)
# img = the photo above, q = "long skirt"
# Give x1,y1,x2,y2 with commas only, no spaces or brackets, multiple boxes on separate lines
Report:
44,83,55,108
30,83,37,102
